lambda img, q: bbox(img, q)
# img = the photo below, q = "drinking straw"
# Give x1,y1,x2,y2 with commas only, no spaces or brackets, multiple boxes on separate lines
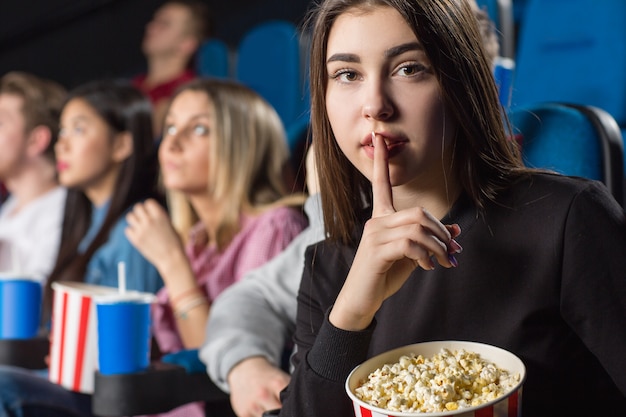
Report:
118,261,126,294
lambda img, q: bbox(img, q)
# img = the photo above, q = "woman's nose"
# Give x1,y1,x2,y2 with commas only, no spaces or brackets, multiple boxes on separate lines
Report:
54,136,67,154
160,129,183,151
362,80,394,120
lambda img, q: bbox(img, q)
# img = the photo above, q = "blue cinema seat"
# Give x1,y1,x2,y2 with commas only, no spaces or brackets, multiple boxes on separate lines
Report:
508,102,624,207
196,38,231,79
510,0,626,174
235,20,310,155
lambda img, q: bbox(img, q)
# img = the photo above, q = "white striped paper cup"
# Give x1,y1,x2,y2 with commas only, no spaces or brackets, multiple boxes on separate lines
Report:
346,341,526,417
48,282,119,393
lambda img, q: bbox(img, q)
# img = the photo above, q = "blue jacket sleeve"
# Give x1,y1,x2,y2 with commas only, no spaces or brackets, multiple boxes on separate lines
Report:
83,216,164,294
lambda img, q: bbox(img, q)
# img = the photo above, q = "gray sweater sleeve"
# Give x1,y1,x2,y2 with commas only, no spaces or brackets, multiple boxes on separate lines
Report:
199,194,325,392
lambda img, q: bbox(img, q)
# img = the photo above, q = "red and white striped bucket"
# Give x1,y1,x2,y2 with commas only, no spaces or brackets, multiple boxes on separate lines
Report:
346,341,526,417
351,390,521,417
48,282,118,393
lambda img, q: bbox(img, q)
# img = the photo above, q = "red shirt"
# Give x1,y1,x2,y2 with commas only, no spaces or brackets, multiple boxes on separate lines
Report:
132,69,196,104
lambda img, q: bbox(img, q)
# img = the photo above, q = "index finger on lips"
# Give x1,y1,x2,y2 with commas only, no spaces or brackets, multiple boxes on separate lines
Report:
372,132,395,218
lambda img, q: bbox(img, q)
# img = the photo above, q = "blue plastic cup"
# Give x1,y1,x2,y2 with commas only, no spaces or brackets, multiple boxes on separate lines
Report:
95,293,155,375
0,276,42,339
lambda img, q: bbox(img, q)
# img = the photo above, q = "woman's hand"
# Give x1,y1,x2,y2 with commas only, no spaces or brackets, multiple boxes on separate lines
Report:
126,199,209,348
125,199,186,281
329,133,461,331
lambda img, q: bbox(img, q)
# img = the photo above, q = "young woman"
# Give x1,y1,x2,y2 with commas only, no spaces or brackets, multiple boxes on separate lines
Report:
0,79,164,417
276,1,626,417
124,78,308,417
42,79,164,322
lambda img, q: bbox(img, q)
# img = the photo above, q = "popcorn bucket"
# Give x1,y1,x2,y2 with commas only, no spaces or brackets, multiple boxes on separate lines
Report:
346,341,526,417
48,282,119,393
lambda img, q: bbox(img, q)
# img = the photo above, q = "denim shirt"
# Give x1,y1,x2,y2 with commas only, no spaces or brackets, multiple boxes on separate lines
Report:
78,201,163,294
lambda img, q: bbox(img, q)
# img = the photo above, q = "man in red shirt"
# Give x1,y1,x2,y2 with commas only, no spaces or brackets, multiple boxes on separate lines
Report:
133,0,214,136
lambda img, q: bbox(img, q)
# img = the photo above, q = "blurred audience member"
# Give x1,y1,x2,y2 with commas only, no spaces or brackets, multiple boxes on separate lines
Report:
125,78,308,417
0,71,67,281
133,0,214,135
44,79,165,323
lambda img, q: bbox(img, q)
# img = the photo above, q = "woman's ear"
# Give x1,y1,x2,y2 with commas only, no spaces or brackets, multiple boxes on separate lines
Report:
112,131,134,163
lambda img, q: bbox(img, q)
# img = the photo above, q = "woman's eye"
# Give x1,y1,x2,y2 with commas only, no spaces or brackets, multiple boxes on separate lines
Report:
397,63,427,77
164,125,177,136
331,69,359,83
192,124,209,136
341,71,358,82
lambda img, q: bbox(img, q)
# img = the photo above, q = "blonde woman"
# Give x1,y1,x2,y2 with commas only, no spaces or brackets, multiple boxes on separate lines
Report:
125,78,307,355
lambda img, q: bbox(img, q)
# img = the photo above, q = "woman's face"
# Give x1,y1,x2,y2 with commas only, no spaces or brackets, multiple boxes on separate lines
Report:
325,6,455,191
56,98,123,205
159,90,212,195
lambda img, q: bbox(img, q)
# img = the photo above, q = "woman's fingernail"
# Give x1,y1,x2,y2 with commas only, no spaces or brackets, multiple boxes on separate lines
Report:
449,239,463,254
448,254,458,268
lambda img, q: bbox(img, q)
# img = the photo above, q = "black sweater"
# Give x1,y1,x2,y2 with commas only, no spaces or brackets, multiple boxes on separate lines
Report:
279,173,626,417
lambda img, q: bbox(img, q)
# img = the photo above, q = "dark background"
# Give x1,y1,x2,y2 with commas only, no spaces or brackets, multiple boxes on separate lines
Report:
0,0,313,89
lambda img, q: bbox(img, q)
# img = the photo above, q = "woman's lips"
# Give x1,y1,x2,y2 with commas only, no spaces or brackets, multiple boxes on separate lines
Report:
160,160,180,171
363,132,407,158
56,161,69,171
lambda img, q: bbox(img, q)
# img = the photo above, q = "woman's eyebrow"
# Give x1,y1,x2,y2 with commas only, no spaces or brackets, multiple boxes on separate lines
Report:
385,42,423,58
69,115,90,124
188,113,212,121
327,42,423,64
165,112,212,122
327,53,360,64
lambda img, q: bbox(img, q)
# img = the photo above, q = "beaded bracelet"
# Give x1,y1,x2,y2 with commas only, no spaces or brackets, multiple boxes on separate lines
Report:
174,295,208,320
170,286,202,307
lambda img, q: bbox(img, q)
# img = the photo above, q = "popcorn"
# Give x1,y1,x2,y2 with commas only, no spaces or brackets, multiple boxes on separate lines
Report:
354,348,521,413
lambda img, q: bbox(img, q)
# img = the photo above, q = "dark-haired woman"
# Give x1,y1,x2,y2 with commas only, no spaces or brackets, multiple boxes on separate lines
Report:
277,1,626,416
42,79,164,320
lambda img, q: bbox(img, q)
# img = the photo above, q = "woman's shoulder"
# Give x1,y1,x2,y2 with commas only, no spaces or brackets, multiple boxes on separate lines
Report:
523,171,601,187
235,205,308,248
252,204,308,227
501,172,622,213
